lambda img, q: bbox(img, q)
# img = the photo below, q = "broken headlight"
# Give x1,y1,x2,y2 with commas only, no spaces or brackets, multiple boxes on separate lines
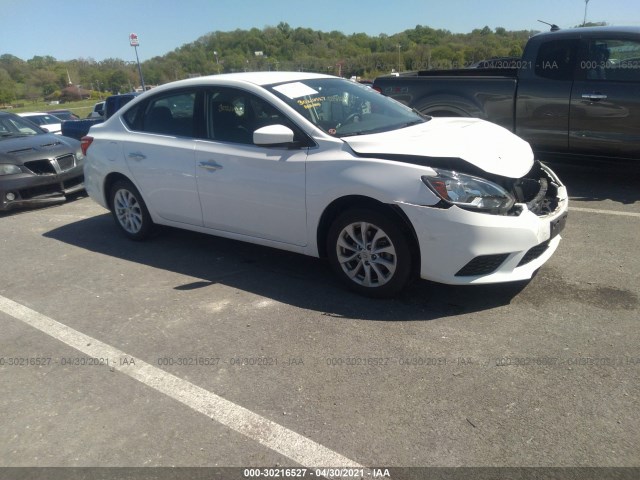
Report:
422,169,515,214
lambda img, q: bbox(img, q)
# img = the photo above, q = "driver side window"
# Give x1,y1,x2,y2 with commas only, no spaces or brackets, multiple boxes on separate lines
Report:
206,88,299,145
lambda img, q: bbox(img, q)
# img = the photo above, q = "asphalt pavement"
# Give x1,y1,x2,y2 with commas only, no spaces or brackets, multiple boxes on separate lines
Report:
0,162,638,480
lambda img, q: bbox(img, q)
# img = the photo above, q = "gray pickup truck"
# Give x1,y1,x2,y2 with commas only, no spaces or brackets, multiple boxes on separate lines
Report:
373,26,640,161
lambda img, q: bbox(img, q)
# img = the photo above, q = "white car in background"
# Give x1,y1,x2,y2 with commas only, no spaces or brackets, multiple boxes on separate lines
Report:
89,101,105,118
17,112,63,134
82,72,568,297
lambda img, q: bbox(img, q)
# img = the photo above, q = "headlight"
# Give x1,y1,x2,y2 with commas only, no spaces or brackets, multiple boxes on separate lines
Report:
422,169,515,214
75,150,85,162
0,164,22,176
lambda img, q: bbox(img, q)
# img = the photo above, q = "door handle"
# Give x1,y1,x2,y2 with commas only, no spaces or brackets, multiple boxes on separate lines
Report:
198,161,223,171
581,93,607,101
127,152,147,161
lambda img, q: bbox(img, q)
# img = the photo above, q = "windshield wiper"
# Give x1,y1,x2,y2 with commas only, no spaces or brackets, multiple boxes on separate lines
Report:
338,131,368,137
402,119,428,128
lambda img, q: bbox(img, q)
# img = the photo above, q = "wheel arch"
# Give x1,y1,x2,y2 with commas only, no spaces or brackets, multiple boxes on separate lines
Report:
413,94,481,118
103,172,135,210
316,195,421,274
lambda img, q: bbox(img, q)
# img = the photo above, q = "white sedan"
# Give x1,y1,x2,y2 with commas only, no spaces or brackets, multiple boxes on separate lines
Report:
17,112,63,134
82,72,568,297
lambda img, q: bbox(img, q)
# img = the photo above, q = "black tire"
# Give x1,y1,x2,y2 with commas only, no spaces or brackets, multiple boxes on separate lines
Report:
109,179,154,241
412,95,478,118
327,208,413,298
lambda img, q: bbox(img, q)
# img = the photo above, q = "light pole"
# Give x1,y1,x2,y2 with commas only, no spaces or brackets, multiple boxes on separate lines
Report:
214,51,221,74
129,33,146,91
583,0,591,26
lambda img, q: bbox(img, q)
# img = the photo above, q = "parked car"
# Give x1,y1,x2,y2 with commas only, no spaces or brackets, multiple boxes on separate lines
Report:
89,101,105,118
373,26,640,162
0,111,85,211
47,109,80,121
83,72,568,297
18,112,63,134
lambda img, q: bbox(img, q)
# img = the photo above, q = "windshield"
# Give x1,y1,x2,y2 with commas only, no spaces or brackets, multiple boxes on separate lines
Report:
267,78,428,137
0,115,44,138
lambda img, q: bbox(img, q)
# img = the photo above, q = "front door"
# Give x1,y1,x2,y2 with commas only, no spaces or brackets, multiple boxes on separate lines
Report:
195,88,309,246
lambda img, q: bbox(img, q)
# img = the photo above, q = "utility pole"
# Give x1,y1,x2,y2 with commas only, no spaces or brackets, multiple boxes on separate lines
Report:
129,33,146,91
214,51,221,74
583,0,591,26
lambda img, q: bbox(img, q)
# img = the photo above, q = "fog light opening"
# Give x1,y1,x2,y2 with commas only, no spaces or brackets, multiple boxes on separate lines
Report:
6,192,16,201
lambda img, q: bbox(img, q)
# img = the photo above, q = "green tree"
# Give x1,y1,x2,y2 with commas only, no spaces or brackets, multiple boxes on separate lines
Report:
0,68,17,104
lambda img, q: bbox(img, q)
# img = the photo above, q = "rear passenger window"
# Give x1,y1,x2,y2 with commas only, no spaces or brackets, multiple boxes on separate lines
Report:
140,92,197,137
535,40,578,81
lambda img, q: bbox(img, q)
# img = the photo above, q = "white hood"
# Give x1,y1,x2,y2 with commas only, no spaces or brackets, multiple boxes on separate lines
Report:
343,117,534,179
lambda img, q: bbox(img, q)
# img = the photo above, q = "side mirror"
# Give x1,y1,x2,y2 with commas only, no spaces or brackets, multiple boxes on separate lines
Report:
253,124,295,146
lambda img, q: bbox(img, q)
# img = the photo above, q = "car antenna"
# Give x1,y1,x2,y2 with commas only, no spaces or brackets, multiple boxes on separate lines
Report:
538,20,560,31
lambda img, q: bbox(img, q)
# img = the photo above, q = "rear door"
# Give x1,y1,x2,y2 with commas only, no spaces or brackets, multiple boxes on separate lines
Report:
122,89,203,226
569,36,640,159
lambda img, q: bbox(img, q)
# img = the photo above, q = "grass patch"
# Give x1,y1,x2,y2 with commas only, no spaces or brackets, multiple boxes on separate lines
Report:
1,99,102,119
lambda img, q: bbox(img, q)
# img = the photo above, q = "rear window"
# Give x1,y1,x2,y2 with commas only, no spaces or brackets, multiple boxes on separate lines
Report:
535,40,578,81
124,91,196,137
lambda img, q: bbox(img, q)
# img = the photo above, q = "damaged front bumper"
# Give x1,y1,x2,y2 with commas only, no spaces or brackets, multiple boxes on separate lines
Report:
399,162,569,285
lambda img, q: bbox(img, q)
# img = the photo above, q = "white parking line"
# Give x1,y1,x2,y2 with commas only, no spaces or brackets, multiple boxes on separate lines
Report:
570,206,640,218
0,294,367,473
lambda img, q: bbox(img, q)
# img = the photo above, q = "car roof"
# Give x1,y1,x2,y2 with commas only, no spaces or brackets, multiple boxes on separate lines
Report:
145,71,335,94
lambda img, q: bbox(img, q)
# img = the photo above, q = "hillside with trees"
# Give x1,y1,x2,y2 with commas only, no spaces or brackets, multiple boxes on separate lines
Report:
2,23,539,105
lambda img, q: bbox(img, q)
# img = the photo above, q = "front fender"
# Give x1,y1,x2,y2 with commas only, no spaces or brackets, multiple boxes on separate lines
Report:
305,156,441,256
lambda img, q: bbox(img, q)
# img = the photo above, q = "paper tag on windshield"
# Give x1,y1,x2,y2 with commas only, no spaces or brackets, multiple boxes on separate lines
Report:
273,82,318,99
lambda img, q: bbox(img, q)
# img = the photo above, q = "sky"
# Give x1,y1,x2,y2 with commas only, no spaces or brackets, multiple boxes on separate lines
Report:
2,0,639,62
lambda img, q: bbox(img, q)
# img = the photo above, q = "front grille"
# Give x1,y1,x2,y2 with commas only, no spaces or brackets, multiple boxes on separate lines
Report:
56,154,75,171
24,159,55,175
488,161,560,217
455,254,510,277
518,241,550,267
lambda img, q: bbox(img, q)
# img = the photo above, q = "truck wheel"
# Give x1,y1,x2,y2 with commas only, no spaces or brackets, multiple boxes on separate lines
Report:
109,179,154,241
413,96,478,118
327,209,413,297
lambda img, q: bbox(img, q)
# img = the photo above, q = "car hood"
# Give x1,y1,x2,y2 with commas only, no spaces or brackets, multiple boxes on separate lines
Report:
342,117,534,179
0,134,80,165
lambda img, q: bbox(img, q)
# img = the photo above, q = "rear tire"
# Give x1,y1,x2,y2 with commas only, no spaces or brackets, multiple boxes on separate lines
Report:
327,209,413,298
109,179,153,241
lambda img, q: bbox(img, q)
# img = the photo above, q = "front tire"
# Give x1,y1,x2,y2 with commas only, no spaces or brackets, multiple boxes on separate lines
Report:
327,209,413,297
109,179,153,240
